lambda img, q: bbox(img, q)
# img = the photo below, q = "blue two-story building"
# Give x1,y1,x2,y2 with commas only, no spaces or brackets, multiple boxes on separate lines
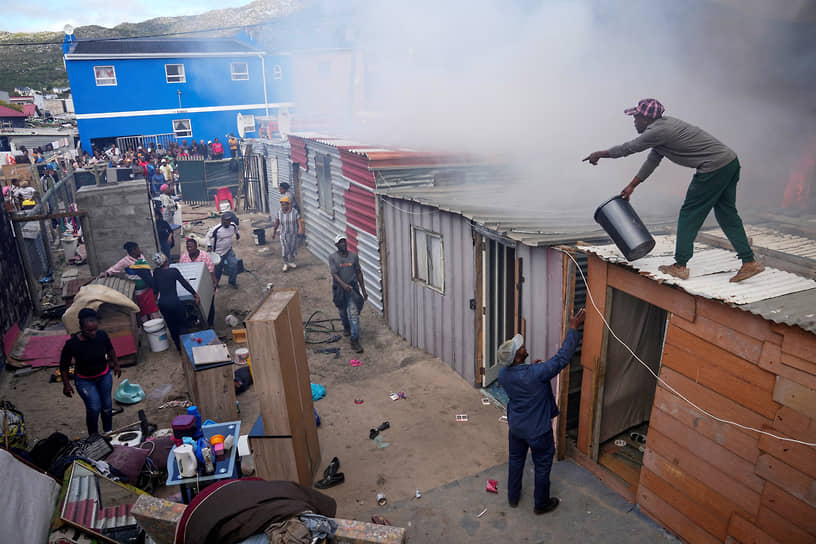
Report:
63,34,294,155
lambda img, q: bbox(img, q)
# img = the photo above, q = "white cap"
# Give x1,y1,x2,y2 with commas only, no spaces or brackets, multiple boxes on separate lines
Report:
334,234,346,244
497,334,524,366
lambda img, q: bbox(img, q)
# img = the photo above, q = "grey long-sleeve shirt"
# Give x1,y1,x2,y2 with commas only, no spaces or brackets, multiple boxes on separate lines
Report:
607,116,737,181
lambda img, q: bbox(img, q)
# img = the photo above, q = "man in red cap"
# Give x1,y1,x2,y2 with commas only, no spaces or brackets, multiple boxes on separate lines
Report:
583,99,763,283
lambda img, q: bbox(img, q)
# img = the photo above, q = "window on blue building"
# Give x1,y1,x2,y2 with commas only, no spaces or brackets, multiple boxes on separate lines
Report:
231,62,249,81
165,64,186,83
94,66,117,86
172,119,192,138
273,65,283,80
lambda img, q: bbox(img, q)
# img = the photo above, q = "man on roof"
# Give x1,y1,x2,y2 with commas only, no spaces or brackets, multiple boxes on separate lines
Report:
583,98,763,283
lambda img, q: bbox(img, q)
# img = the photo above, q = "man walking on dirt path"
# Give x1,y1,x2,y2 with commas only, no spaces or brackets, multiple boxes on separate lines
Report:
583,98,763,283
206,212,240,288
329,234,367,354
497,308,585,515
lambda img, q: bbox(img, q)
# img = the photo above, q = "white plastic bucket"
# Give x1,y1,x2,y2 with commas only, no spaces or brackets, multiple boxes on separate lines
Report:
62,235,78,261
143,318,170,352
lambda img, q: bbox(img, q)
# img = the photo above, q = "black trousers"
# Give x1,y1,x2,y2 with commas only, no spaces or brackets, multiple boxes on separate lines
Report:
158,299,186,350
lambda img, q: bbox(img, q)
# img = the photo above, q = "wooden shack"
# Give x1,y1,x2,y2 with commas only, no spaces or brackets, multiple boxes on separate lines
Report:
573,230,816,544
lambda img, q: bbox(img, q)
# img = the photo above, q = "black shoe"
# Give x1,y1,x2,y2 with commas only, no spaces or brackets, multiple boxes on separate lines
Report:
534,497,560,515
343,328,351,337
315,472,344,489
369,428,379,440
351,339,364,353
323,457,340,479
377,421,390,432
508,500,519,508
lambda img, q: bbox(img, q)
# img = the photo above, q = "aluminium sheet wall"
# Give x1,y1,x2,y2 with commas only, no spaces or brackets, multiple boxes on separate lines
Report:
300,141,384,311
382,197,476,383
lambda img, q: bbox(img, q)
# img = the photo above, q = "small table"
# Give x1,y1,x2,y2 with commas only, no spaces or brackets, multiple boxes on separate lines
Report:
180,330,238,422
166,420,241,504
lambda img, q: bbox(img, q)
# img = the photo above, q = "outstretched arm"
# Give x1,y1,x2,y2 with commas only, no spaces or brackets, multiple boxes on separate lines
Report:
533,309,586,382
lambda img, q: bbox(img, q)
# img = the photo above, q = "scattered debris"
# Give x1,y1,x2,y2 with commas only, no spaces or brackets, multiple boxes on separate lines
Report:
146,384,172,401
481,397,491,406
614,439,627,447
498,415,508,424
456,414,468,422
373,436,389,449
476,508,488,518
371,515,391,526
486,479,498,493
354,399,364,405
377,493,388,506
158,399,192,409
415,489,422,499
349,359,361,366
311,383,326,401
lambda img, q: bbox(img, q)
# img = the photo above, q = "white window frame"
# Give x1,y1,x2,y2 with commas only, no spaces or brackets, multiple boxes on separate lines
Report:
411,226,444,293
165,63,186,83
93,65,117,86
272,64,283,80
172,119,192,138
231,62,249,81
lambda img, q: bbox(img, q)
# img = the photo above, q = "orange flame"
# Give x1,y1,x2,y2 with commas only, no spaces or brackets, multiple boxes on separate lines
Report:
782,140,816,209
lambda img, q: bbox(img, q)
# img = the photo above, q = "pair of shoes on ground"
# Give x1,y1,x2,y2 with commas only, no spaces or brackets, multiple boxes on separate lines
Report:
350,338,364,353
508,497,560,514
282,262,297,272
315,456,344,489
369,421,390,440
658,260,765,283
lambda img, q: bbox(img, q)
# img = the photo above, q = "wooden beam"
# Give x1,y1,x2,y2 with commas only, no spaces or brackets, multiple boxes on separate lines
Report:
9,210,88,222
671,313,764,363
760,481,816,538
556,249,576,461
607,263,696,320
772,378,816,420
473,232,484,387
754,454,816,508
566,442,636,504
727,514,782,544
781,326,816,363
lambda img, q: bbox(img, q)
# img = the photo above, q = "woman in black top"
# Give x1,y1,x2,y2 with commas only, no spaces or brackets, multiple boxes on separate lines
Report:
152,252,199,351
61,308,121,436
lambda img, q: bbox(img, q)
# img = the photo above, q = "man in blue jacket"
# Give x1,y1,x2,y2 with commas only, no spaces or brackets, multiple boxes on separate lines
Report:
497,308,585,514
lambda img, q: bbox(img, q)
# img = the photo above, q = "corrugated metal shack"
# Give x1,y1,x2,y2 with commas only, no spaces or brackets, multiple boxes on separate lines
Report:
377,181,678,458
572,216,816,544
287,134,474,311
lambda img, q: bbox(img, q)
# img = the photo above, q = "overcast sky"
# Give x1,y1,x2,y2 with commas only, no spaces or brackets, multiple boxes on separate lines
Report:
3,0,251,33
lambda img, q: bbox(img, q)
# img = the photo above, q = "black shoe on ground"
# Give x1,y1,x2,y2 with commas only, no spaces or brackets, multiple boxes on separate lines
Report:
343,328,351,337
315,472,345,489
351,339,364,353
508,500,519,508
534,497,560,515
369,428,379,440
323,456,340,479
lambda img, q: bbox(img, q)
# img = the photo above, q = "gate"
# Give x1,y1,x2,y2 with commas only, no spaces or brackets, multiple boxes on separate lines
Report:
116,133,176,152
243,154,266,212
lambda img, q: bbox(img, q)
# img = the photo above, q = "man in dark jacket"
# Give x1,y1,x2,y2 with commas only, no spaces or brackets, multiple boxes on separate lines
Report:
497,308,585,514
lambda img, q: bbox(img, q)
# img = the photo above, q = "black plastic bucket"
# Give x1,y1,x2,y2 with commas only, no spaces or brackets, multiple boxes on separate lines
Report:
252,228,266,245
593,196,655,261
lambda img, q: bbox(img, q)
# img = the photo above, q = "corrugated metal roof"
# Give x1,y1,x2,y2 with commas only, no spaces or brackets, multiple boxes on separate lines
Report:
69,38,260,55
580,234,816,334
702,225,816,259
378,184,678,246
288,133,478,170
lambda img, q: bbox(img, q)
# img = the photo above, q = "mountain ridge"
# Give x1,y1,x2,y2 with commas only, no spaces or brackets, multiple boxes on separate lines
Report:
0,0,301,93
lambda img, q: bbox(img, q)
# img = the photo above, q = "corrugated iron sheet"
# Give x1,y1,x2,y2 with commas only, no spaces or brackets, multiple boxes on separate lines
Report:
580,235,816,333
702,225,816,259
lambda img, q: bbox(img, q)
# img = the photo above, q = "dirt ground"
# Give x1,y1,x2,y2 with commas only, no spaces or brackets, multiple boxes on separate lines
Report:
0,206,508,520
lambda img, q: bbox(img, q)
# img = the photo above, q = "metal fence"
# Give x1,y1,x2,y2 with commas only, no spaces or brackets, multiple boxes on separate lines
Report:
116,133,176,153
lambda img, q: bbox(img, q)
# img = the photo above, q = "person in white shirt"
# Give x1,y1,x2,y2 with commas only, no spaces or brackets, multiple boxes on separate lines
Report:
205,213,240,288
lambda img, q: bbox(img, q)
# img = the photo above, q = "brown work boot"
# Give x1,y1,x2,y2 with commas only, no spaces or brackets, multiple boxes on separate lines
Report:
658,263,690,280
730,260,765,283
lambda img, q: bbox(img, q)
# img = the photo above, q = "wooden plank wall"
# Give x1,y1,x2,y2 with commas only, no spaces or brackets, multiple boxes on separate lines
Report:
577,255,816,544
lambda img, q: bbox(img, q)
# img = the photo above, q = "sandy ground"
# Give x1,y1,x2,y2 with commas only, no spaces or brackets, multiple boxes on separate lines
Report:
0,206,508,516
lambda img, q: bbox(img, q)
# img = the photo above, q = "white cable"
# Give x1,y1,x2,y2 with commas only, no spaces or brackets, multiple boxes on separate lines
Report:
557,247,816,447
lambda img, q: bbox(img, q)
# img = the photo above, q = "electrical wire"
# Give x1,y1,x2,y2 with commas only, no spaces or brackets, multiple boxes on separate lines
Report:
303,310,344,344
379,197,440,216
556,247,816,447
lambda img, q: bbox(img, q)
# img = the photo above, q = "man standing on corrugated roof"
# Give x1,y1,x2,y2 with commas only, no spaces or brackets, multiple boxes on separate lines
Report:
583,99,764,283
